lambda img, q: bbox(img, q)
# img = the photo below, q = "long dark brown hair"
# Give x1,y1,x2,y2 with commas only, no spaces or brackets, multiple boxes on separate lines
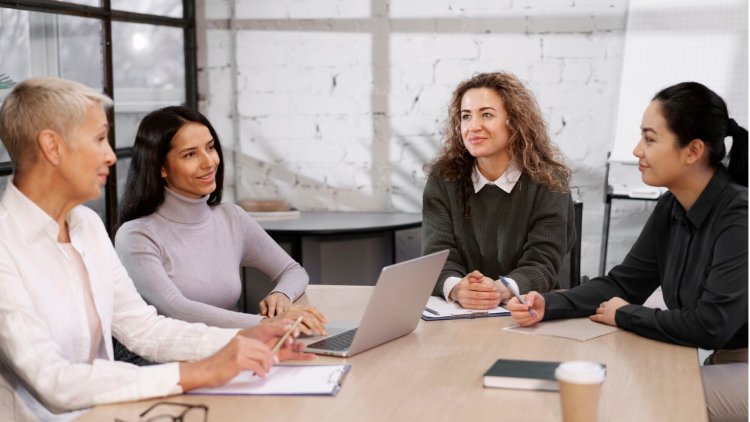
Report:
117,106,225,231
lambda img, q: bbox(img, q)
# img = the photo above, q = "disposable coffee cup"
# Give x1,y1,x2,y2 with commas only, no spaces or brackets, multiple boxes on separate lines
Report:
555,361,606,422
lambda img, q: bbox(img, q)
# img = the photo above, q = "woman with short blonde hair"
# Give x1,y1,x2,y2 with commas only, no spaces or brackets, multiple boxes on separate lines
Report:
0,77,310,421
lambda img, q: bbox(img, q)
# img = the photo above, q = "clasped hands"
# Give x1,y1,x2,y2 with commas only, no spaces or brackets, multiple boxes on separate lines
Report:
448,270,514,310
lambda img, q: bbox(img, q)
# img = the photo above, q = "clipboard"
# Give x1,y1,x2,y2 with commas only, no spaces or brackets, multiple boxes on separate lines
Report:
421,296,510,321
187,364,351,396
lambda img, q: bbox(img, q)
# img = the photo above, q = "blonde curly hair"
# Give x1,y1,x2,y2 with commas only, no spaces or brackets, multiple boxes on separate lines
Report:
425,71,571,216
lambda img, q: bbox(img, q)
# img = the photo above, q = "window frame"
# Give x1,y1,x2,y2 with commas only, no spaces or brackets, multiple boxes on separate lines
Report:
0,0,198,236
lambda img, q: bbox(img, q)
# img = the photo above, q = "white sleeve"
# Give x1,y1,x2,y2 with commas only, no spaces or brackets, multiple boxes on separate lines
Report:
0,244,193,413
442,276,463,303
0,234,237,414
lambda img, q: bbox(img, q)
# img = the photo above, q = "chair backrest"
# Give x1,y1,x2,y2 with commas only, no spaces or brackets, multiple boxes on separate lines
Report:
556,200,583,289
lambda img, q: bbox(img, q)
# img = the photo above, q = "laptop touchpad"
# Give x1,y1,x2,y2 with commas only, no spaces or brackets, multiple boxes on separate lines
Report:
299,320,358,345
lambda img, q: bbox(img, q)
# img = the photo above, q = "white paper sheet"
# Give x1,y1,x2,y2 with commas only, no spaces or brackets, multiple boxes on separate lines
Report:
503,318,619,342
187,364,350,396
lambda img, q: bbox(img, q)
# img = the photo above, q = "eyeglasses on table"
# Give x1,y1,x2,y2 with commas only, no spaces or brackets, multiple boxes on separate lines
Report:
114,401,208,422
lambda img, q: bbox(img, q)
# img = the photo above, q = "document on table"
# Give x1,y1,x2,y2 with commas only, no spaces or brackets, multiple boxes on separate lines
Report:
187,364,351,396
422,295,510,320
503,318,619,341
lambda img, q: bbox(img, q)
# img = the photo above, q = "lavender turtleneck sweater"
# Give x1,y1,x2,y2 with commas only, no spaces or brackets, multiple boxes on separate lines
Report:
115,189,308,328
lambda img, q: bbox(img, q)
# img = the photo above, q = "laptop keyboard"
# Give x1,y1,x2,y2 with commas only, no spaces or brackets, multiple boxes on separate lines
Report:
307,329,358,351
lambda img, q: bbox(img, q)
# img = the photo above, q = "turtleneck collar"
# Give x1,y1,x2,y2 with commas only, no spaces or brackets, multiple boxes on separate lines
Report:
156,188,211,224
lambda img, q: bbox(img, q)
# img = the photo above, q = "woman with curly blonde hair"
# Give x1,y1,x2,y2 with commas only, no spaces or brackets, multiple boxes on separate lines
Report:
422,71,575,310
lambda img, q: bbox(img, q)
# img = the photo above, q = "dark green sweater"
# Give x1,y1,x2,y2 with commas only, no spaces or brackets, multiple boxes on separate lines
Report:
422,172,574,297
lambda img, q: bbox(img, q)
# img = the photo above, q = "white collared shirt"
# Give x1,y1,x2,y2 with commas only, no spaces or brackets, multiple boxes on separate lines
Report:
0,181,237,421
472,161,522,194
443,163,521,302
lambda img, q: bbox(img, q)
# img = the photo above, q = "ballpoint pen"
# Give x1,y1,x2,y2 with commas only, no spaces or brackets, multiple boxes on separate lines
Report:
271,316,304,355
497,275,537,318
424,307,439,315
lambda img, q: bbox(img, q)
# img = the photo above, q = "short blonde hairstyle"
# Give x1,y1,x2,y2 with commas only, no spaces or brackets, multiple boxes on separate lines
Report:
0,77,113,170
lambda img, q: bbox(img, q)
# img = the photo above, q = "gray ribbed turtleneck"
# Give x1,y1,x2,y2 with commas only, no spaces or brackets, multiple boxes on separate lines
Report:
115,189,308,328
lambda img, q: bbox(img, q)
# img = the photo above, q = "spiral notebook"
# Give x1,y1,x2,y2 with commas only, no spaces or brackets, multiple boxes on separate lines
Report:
187,364,350,396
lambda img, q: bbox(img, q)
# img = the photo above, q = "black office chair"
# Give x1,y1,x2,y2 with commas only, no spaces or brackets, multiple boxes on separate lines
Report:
556,199,583,289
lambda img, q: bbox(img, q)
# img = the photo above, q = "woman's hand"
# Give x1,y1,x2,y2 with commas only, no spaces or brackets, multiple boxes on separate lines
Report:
589,297,628,327
506,291,545,326
265,305,328,336
179,320,316,391
259,292,293,318
240,319,316,361
449,270,502,309
178,335,275,391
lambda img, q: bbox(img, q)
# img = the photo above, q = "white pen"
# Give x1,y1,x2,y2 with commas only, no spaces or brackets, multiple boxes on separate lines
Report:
497,275,537,318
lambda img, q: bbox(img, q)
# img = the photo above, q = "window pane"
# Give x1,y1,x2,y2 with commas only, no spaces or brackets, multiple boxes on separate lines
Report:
112,22,185,147
56,15,103,90
0,10,103,90
0,9,31,98
55,0,100,6
116,156,131,204
0,8,30,139
111,1,182,18
115,111,150,148
0,9,103,164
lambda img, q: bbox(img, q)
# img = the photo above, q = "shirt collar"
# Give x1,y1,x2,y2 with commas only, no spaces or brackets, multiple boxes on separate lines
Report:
0,179,84,242
672,168,733,228
156,188,211,224
472,161,522,194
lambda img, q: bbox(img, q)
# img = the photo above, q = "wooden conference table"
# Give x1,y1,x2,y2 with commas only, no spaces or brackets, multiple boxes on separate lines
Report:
79,286,707,421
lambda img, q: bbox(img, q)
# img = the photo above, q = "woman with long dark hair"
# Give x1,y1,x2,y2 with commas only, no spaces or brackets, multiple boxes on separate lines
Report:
422,71,575,310
114,107,326,364
508,82,747,421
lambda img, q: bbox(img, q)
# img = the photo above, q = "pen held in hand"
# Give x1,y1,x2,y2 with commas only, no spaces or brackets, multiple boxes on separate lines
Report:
271,316,304,355
497,275,537,318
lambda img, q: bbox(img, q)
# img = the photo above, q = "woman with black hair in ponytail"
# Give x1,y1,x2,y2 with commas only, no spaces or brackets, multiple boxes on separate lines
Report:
507,82,747,422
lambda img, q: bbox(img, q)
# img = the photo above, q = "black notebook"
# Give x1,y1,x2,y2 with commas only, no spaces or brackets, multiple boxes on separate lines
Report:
482,359,561,391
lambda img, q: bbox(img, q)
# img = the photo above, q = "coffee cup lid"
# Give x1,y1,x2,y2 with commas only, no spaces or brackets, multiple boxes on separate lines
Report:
555,361,606,384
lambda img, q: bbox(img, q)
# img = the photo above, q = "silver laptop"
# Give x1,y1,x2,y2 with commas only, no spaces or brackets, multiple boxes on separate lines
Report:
304,250,449,357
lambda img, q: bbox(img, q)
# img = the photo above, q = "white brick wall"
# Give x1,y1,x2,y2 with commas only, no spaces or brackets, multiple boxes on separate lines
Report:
198,0,655,278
